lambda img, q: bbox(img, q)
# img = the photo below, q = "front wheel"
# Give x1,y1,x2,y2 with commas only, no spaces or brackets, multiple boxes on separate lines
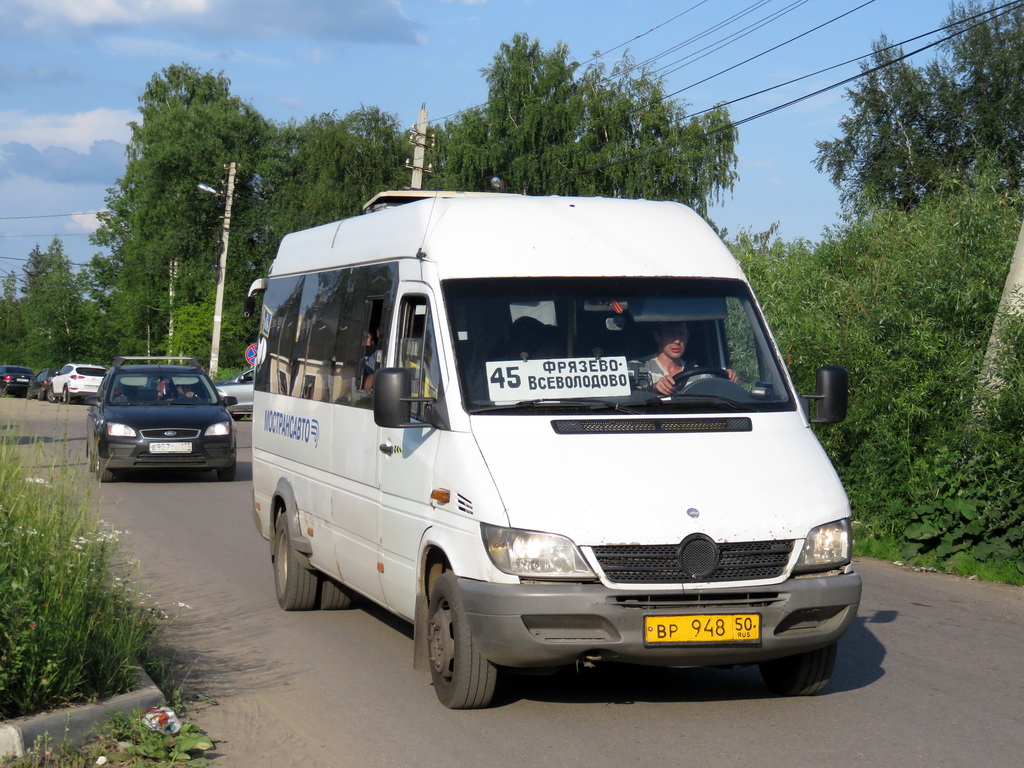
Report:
216,462,236,482
759,642,837,696
273,513,318,611
426,572,498,709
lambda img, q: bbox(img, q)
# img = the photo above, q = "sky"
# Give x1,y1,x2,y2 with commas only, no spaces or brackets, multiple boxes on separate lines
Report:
0,0,962,279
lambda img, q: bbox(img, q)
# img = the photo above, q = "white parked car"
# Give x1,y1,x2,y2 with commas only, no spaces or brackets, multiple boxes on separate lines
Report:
51,363,107,403
214,368,254,419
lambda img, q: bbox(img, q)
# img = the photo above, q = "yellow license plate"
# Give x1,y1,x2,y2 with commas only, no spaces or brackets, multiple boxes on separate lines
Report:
644,614,761,644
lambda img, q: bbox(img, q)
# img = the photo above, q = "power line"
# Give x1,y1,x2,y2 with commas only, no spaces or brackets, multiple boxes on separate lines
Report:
526,0,1024,191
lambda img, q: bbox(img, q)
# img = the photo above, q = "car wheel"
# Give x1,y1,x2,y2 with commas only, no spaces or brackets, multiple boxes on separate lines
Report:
426,572,498,709
46,387,57,403
273,513,318,611
319,575,355,610
216,462,237,482
759,641,837,696
89,442,114,483
36,387,45,401
62,386,70,404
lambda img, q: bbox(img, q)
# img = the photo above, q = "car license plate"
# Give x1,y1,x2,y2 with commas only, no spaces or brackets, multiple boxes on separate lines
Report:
150,442,192,454
644,614,761,645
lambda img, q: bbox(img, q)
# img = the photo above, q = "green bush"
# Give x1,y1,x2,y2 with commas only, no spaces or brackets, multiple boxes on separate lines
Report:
732,171,1024,578
0,426,163,719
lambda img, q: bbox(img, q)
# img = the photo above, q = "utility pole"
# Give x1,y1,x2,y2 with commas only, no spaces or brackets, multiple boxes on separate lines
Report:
209,161,237,378
978,216,1024,397
407,104,434,189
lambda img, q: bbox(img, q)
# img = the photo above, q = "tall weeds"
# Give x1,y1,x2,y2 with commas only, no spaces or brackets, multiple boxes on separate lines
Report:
0,422,162,719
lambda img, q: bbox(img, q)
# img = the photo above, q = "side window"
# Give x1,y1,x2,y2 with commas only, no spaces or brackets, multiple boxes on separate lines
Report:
396,295,440,422
257,274,304,395
332,263,397,407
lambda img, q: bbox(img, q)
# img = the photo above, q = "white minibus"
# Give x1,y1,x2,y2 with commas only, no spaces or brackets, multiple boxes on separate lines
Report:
249,190,861,709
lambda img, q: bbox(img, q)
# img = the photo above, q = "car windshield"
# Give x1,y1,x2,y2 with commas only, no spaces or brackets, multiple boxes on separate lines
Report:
442,276,795,415
107,372,218,405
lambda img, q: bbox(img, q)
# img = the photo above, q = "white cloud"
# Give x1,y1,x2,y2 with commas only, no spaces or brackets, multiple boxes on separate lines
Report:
0,109,133,153
7,0,207,31
2,0,423,44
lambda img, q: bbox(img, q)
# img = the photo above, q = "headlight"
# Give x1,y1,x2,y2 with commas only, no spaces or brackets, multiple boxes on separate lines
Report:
106,422,136,437
481,523,595,579
795,518,851,572
205,421,231,436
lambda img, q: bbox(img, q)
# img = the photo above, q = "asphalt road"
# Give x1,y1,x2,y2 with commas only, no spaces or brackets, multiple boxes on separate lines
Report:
4,396,1024,768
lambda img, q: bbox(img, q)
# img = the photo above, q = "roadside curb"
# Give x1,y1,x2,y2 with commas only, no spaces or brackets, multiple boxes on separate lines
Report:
0,668,164,760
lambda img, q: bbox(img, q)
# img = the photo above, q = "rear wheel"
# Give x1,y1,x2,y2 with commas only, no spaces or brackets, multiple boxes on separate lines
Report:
319,575,355,610
426,572,498,709
273,513,318,611
36,387,45,401
759,642,837,696
62,386,70,404
46,387,57,403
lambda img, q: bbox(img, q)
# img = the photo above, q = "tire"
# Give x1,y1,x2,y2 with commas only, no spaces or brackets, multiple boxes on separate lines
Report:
89,442,114,483
759,642,837,696
62,386,70,404
216,462,237,482
36,387,45,401
273,513,318,611
46,388,57,403
426,572,498,709
319,575,355,610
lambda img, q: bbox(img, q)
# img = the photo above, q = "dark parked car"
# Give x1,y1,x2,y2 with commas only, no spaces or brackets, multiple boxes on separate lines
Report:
86,356,238,483
27,368,59,401
0,365,34,397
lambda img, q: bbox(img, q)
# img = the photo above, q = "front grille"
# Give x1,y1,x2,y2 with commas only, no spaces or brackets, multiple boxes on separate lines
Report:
140,428,201,439
591,539,794,584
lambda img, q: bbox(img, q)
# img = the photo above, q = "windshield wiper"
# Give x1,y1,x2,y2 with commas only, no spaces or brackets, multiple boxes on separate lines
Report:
472,398,641,415
647,394,756,412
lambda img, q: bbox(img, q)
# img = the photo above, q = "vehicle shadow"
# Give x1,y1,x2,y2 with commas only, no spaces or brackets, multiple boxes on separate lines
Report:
486,611,891,708
104,461,254,483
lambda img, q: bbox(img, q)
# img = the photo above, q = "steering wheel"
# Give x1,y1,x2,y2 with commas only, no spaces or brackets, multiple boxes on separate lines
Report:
670,366,731,391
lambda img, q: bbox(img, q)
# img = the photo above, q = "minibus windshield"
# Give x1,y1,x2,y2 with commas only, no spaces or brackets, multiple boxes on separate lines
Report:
443,277,796,415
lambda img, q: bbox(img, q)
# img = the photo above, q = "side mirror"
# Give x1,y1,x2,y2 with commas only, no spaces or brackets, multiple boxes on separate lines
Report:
805,365,848,424
374,368,413,427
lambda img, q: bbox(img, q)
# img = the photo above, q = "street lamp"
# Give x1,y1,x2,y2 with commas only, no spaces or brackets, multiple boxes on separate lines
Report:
197,161,237,378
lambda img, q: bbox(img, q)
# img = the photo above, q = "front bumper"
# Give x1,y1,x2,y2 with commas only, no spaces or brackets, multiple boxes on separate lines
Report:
98,436,235,471
456,570,861,669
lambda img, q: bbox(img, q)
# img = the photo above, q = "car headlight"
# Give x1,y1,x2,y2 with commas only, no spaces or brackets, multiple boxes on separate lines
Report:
795,518,852,572
481,523,595,579
106,422,136,437
205,421,231,436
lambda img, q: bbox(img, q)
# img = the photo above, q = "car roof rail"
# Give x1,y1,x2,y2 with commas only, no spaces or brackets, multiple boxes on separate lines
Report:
112,355,206,370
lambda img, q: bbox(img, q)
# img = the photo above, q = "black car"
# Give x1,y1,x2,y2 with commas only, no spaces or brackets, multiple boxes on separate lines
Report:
86,356,238,482
27,368,59,401
0,365,34,397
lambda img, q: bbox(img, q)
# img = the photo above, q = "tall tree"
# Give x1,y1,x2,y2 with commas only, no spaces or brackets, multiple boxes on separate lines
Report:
815,1,1024,212
433,34,737,216
91,63,276,364
20,238,87,367
269,106,408,235
0,270,23,365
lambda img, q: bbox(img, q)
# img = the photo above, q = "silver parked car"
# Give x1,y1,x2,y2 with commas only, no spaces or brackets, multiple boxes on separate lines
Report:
214,368,254,420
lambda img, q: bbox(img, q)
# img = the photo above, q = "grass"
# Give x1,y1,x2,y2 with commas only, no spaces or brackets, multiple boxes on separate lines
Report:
0,419,216,766
853,521,1024,586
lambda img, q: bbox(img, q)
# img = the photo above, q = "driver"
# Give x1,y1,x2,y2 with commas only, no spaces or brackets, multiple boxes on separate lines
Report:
640,321,738,395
